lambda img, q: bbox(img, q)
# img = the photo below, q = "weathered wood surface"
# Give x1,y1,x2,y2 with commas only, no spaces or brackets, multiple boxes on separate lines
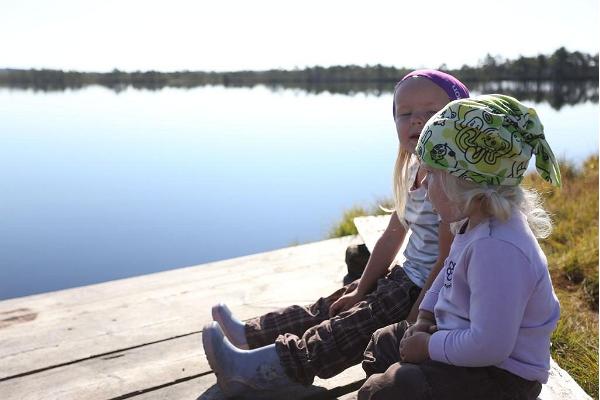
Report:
1,329,365,400
0,237,350,379
354,215,592,400
130,364,365,400
1,236,368,399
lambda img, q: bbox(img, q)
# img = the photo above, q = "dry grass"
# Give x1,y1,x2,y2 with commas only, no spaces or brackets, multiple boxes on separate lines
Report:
524,155,598,399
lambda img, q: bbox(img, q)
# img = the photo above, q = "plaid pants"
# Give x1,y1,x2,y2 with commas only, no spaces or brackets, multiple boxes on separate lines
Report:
244,265,421,385
359,321,542,400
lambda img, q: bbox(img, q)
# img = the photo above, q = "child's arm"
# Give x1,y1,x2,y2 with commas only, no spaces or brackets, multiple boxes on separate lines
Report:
329,211,406,316
355,211,407,295
403,264,447,338
405,222,453,322
428,239,537,367
398,261,446,362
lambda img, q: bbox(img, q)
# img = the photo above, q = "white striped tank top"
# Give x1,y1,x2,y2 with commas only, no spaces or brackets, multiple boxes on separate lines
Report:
401,160,441,288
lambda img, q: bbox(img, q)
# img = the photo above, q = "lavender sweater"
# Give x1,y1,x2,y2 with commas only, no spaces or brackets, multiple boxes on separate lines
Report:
420,211,560,383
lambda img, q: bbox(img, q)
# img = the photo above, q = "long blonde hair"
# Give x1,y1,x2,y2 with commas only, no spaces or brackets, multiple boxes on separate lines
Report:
441,173,553,238
392,147,414,228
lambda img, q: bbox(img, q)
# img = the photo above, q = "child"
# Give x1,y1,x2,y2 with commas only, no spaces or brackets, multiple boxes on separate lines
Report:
202,70,470,398
358,94,561,400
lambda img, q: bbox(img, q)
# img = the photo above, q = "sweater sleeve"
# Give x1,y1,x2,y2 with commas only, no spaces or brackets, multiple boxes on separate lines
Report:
428,238,536,366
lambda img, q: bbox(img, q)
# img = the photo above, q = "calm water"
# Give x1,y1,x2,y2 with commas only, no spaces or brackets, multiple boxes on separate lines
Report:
1,85,597,299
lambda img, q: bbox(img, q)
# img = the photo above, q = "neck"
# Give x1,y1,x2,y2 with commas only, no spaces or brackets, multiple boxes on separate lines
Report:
465,207,488,232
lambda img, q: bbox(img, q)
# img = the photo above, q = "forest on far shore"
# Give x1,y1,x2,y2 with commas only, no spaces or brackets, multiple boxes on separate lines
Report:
1,47,597,94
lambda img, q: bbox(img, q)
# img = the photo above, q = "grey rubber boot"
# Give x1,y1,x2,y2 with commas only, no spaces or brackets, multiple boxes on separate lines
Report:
211,303,249,349
202,321,295,398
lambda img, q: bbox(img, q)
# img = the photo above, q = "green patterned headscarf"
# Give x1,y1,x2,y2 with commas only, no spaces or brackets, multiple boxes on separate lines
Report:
416,94,561,187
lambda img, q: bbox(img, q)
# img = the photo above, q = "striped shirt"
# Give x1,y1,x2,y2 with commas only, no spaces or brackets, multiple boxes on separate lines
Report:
402,160,441,288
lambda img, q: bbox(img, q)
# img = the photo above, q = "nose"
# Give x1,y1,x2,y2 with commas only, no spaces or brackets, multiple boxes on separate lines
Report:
410,111,427,126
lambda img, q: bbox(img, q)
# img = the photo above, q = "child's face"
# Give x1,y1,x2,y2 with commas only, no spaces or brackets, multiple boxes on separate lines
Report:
421,166,465,223
394,78,450,154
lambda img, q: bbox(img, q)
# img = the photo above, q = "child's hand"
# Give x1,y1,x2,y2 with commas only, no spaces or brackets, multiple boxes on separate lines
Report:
329,289,365,317
402,319,437,341
399,332,431,364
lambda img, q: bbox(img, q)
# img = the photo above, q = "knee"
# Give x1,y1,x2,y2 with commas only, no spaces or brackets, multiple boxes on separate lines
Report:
371,325,396,344
358,363,429,400
372,320,408,348
362,323,408,376
364,325,397,360
358,373,389,400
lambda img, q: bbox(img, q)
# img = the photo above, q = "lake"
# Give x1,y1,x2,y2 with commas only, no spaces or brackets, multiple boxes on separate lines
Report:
1,84,597,299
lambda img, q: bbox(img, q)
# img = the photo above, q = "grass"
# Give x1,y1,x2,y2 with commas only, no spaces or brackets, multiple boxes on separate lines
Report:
329,155,599,398
527,155,598,399
328,199,394,238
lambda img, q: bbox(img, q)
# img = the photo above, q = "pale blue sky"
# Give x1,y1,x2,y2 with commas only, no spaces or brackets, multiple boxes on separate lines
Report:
2,0,598,72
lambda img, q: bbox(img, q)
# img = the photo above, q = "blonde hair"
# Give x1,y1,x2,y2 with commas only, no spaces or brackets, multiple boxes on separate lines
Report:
389,76,454,226
440,173,553,238
391,147,414,228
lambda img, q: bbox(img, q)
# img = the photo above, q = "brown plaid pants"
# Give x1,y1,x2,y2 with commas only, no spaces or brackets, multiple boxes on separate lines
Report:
244,265,421,385
359,321,542,400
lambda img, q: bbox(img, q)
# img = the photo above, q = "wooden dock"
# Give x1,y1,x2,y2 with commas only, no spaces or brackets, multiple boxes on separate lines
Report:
0,217,592,399
0,236,368,399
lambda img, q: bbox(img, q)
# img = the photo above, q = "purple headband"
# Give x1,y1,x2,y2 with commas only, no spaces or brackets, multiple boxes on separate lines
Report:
393,69,470,117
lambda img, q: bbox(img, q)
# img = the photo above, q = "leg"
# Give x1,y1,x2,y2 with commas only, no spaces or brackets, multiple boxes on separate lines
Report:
358,362,431,400
362,320,409,377
245,280,361,349
413,360,541,400
275,268,420,385
358,360,542,400
202,322,299,398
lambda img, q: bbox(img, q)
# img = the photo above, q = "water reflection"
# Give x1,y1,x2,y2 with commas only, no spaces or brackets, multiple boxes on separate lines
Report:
251,81,599,110
468,80,599,110
2,80,598,110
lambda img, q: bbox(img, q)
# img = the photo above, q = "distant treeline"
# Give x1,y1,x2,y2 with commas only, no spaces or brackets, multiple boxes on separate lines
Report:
0,47,597,109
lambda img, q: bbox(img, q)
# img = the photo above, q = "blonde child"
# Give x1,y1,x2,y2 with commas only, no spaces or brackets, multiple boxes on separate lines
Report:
202,70,470,397
358,94,561,400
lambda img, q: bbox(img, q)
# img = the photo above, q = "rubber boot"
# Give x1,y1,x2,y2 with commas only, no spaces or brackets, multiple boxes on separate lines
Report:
202,321,295,398
211,303,249,349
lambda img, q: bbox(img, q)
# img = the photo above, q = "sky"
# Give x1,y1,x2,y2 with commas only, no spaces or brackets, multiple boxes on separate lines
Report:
2,0,598,72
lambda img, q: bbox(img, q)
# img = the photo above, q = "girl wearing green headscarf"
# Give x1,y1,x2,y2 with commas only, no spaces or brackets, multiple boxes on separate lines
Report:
358,95,561,400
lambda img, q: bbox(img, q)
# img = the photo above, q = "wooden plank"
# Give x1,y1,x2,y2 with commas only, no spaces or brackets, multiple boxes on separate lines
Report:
353,215,591,400
131,364,366,400
538,360,592,400
352,215,409,265
0,326,365,400
352,215,391,253
0,237,354,379
0,237,353,312
127,358,590,400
